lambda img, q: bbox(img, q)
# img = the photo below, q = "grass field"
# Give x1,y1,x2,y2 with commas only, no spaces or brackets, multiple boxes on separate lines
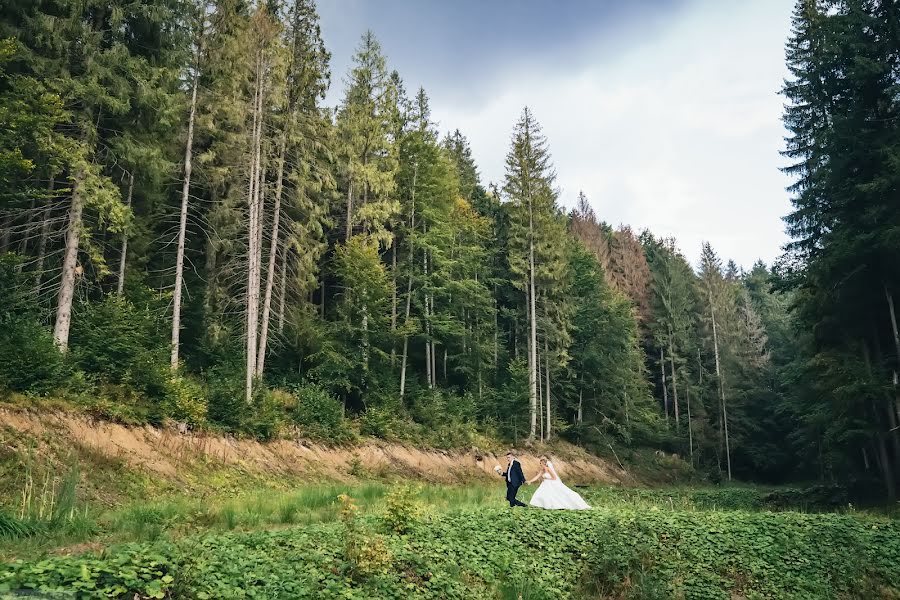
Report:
2,482,899,599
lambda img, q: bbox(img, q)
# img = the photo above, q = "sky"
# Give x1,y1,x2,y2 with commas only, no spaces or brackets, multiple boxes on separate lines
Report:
318,0,794,270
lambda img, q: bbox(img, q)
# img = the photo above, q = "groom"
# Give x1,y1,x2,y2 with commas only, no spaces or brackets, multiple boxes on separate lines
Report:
496,451,527,507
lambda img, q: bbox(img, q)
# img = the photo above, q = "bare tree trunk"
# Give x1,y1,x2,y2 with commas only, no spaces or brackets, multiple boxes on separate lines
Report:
391,240,397,366
545,335,551,440
430,294,437,383
171,70,199,369
116,173,134,296
345,180,353,241
33,177,55,296
277,247,287,334
669,339,680,430
887,284,900,370
527,197,538,440
256,132,286,377
537,335,544,442
660,349,669,427
686,376,694,465
245,53,265,403
877,430,897,499
577,387,583,424
709,291,732,481
493,292,499,371
423,222,432,389
53,165,86,353
399,168,417,399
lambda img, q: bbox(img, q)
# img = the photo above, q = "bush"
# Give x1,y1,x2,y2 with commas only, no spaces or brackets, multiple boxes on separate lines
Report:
206,369,244,431
289,383,353,443
164,376,207,426
0,314,64,394
69,294,168,398
242,386,286,441
0,254,65,394
359,405,398,439
382,485,420,535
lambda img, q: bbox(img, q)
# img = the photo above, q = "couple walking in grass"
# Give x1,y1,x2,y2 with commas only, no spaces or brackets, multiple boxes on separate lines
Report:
495,451,590,510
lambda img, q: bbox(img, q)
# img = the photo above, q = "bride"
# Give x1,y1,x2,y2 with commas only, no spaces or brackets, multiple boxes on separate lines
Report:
527,456,591,510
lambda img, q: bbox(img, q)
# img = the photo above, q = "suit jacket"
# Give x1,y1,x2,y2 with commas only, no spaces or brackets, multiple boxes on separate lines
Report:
502,459,525,487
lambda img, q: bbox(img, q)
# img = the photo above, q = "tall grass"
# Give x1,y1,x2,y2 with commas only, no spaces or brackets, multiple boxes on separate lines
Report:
1,456,93,544
105,482,506,544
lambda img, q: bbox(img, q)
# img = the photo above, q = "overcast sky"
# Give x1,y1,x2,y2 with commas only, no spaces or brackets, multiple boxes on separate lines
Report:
318,0,794,269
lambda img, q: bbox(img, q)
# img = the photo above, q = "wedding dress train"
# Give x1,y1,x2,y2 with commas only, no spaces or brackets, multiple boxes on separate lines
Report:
528,461,591,510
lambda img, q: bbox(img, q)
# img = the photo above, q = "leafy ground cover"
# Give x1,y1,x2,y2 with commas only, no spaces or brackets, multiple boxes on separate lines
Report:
2,489,898,599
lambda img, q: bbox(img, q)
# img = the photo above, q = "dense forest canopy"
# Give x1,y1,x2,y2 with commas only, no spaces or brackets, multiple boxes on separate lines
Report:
0,0,898,498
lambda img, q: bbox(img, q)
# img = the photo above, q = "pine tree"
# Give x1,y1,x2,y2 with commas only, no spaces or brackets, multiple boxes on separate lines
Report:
502,107,559,440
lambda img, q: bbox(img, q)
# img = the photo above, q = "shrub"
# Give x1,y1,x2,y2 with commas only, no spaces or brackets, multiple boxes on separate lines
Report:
164,376,207,426
339,494,392,579
382,485,420,535
359,405,397,439
0,255,65,394
289,383,353,443
69,294,168,398
0,314,64,394
206,369,244,431
240,386,286,441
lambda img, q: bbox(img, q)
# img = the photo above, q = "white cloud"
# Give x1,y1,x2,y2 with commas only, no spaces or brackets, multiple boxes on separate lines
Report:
431,0,793,270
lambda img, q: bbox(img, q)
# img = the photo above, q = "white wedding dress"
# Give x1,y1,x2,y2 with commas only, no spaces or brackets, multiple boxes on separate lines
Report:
529,461,591,510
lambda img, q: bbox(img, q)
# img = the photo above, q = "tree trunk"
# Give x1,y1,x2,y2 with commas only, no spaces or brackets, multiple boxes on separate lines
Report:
538,336,544,442
669,340,680,430
493,291,499,371
660,349,669,426
423,222,432,389
876,431,897,499
256,132,287,377
116,173,134,296
686,376,694,466
171,69,199,369
887,284,900,371
245,53,265,403
527,197,538,440
399,166,417,399
345,179,353,241
33,176,55,296
577,385,583,424
277,247,287,334
710,291,732,481
391,240,397,366
545,335,551,440
53,165,86,353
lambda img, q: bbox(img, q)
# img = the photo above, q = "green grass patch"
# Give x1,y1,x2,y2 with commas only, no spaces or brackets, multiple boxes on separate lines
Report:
2,505,898,599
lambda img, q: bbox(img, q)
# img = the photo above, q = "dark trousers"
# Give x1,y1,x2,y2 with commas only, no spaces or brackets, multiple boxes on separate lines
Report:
506,482,526,507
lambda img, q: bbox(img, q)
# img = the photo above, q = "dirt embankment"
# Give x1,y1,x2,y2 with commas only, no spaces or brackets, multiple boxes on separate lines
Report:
1,408,629,487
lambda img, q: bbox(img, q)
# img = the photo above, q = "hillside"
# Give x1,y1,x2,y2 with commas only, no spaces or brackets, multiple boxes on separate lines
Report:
0,407,634,508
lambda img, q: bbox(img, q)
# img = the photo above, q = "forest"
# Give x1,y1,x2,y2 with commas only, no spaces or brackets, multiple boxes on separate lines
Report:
0,0,899,502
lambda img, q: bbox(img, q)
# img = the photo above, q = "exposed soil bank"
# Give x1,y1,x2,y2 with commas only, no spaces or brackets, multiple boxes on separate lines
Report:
1,408,630,489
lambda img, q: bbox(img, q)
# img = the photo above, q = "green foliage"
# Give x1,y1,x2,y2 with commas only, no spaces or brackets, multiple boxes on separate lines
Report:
0,256,64,394
163,376,207,427
381,485,421,535
69,294,168,399
3,501,898,599
289,383,353,443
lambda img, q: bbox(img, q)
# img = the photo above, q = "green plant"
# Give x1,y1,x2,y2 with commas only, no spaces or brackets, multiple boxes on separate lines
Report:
289,383,354,443
382,484,420,535
69,294,169,401
164,375,207,426
338,494,393,580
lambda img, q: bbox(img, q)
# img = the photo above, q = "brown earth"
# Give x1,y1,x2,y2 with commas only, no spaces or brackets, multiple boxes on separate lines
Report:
0,408,631,488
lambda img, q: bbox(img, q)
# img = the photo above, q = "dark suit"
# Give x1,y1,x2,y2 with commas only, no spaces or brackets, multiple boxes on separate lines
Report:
501,459,527,507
